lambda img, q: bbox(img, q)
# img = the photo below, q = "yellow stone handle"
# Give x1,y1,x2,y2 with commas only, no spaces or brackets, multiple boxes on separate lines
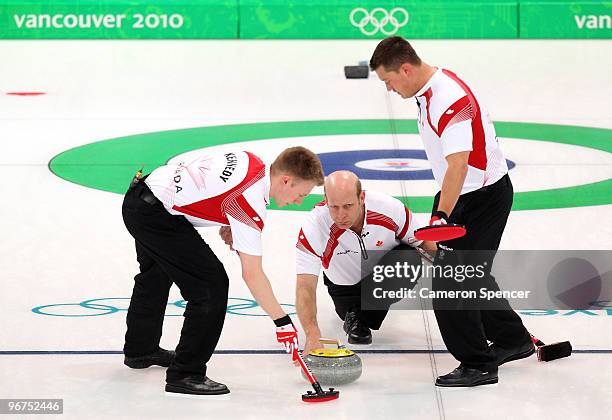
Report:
318,338,343,348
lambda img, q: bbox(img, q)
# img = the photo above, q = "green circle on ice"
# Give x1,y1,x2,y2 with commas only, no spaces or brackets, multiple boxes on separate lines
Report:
48,119,612,212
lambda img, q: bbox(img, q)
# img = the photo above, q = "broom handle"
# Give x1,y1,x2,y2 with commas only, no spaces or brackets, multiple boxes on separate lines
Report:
294,349,325,394
294,349,318,384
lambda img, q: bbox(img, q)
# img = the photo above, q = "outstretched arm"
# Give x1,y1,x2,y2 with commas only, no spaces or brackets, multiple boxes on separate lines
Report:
296,274,322,354
238,252,286,320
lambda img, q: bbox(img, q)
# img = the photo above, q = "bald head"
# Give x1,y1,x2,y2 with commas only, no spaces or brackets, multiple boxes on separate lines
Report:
324,171,362,197
324,171,365,230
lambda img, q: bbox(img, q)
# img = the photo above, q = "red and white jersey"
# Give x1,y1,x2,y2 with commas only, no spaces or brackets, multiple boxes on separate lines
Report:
415,68,508,194
296,191,423,286
145,151,269,256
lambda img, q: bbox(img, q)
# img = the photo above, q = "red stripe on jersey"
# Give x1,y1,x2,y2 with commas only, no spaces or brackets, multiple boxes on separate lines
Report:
322,224,345,269
315,200,327,207
438,95,473,135
422,88,440,137
366,210,398,233
296,228,320,258
172,152,266,226
442,69,487,170
397,206,412,239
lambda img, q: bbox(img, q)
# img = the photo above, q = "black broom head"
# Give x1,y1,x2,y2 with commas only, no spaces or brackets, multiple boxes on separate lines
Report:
537,341,572,362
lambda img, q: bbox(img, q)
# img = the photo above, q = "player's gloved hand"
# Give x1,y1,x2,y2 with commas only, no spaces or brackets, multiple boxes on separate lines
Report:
274,315,299,361
429,210,449,226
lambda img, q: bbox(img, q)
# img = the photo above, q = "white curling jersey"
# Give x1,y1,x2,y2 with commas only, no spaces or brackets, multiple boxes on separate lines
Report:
296,191,423,286
145,151,269,256
414,68,508,194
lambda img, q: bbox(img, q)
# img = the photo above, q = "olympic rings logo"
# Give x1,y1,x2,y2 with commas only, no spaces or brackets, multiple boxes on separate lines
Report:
32,297,296,317
349,7,409,36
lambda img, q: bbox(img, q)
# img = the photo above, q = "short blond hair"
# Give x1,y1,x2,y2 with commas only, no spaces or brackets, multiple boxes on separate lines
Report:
271,146,324,186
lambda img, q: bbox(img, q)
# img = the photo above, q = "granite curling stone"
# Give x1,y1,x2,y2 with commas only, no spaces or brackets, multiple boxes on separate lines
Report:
301,346,362,386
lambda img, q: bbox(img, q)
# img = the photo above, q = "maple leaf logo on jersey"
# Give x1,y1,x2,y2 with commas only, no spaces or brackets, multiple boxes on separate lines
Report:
185,156,213,190
376,240,383,247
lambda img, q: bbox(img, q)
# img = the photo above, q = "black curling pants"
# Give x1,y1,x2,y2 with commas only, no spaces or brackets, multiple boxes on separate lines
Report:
432,174,530,372
324,244,421,330
122,179,229,381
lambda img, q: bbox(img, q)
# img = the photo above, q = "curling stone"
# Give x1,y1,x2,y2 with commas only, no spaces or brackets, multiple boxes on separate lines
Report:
301,338,362,386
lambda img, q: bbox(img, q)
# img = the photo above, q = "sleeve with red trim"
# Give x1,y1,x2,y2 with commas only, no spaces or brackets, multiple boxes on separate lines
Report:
439,95,474,158
228,214,263,256
296,226,322,276
402,211,424,246
441,119,473,158
225,191,267,256
395,202,423,247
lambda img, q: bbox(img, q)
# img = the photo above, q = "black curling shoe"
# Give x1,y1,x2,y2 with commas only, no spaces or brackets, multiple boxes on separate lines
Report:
165,376,230,396
343,310,372,345
491,339,535,366
124,348,175,369
435,365,498,387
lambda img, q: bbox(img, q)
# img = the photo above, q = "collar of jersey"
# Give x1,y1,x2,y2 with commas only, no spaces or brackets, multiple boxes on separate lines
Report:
414,67,440,98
